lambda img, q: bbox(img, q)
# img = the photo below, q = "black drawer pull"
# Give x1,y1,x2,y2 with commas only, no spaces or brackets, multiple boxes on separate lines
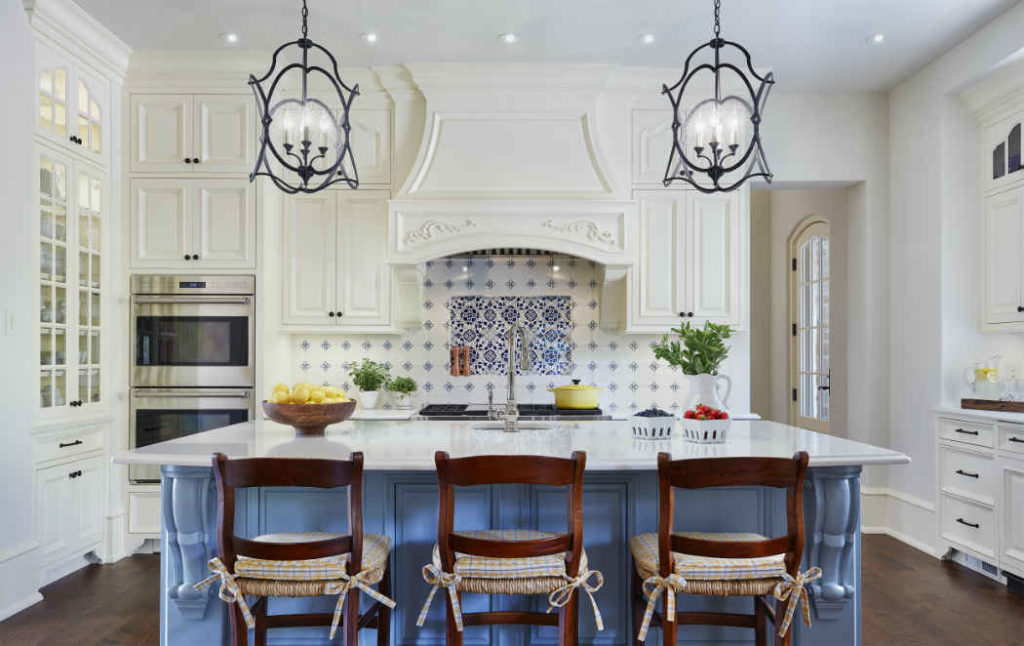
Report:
956,518,980,529
955,469,979,479
59,440,83,449
954,428,979,436
1009,437,1024,444
68,470,82,479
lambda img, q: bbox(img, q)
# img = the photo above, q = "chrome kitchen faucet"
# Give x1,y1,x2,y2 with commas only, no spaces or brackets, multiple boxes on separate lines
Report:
499,321,531,432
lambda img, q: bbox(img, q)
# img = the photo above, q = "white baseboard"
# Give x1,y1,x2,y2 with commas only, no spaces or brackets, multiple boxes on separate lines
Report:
0,540,41,621
860,486,943,558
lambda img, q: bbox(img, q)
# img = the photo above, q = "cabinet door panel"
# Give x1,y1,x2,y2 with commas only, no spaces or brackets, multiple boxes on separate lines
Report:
195,180,255,268
984,189,1024,324
688,191,741,324
131,180,190,268
632,110,674,186
337,190,390,324
633,191,683,327
348,110,392,185
72,64,110,165
35,40,72,148
131,95,192,173
284,194,337,325
194,95,254,173
37,466,74,562
1002,462,1024,575
74,456,105,550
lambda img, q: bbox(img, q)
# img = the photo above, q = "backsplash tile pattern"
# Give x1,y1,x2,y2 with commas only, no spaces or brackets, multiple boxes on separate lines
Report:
293,254,688,413
449,295,572,375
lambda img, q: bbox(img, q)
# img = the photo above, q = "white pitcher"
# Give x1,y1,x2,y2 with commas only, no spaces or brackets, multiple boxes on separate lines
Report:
685,373,731,411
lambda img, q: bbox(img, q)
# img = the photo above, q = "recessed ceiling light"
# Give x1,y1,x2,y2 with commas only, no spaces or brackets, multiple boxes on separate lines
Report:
641,33,656,45
220,32,239,44
499,32,518,44
552,265,560,272
867,33,885,44
361,32,378,44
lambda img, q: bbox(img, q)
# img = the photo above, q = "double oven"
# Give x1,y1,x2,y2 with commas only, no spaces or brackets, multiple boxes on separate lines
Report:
129,275,255,482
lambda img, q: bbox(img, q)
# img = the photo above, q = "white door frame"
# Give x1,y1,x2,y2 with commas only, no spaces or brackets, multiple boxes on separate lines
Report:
788,217,831,433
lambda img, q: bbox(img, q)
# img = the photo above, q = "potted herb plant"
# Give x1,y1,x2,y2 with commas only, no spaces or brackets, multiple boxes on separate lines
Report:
348,359,390,409
388,376,418,410
651,321,733,410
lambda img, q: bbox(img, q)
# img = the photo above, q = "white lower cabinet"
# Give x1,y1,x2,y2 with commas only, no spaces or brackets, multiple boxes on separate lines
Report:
936,412,1024,579
36,453,105,570
283,189,395,330
131,178,255,269
629,189,743,332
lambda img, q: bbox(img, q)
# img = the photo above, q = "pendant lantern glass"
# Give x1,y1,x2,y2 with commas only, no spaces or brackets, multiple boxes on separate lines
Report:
249,0,359,194
663,0,774,193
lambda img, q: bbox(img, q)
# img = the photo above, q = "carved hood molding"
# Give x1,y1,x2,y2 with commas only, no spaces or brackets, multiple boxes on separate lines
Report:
388,64,635,269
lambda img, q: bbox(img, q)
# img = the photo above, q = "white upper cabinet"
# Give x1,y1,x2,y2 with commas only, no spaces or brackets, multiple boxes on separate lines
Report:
283,189,394,330
284,193,337,326
131,94,253,173
131,178,255,270
983,108,1024,196
983,187,1024,327
631,109,673,187
629,189,743,332
35,40,109,166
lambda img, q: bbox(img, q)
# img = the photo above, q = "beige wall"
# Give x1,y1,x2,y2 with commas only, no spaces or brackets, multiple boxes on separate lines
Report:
750,187,851,439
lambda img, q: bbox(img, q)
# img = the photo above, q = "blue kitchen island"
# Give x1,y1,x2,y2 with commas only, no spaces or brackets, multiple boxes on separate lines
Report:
115,418,908,645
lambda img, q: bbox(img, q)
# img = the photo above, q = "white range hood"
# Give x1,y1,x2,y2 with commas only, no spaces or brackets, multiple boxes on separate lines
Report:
387,64,635,269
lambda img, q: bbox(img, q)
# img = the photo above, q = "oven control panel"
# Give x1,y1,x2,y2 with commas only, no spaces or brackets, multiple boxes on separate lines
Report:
131,275,255,295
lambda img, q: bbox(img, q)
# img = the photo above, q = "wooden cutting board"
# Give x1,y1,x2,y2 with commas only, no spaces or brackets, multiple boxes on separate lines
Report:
960,398,1024,413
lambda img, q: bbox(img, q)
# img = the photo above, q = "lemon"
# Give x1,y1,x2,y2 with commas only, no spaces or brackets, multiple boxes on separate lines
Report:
272,390,291,404
309,388,326,403
986,369,1000,384
291,384,311,404
273,382,290,394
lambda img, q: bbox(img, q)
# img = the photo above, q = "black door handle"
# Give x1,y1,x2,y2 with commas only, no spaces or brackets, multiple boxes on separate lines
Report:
1018,306,1023,313
68,470,82,479
954,428,979,436
59,440,83,448
956,518,980,529
955,469,980,479
1009,437,1024,444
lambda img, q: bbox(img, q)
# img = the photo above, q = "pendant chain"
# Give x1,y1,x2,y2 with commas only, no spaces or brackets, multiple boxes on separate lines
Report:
713,0,721,37
301,0,309,39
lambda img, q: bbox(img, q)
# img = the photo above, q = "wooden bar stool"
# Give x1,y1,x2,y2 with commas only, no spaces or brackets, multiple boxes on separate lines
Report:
631,451,819,646
196,452,395,645
416,451,604,646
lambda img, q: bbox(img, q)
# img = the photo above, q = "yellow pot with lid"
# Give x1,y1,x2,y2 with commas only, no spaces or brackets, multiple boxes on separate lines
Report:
548,379,603,409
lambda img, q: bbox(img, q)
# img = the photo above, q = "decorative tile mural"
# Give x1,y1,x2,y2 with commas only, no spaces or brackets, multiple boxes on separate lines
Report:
292,253,695,413
449,295,572,375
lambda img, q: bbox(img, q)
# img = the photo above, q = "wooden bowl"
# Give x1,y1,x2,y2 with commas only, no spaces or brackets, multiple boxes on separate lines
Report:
262,400,357,436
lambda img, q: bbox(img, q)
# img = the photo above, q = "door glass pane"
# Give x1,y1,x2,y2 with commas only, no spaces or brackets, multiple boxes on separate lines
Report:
54,103,66,137
54,286,66,324
91,123,101,153
79,290,88,326
40,284,52,323
90,331,100,364
40,243,53,278
54,246,66,282
41,329,52,365
135,316,248,366
39,94,53,130
89,369,100,402
795,230,831,424
79,331,88,364
79,368,88,403
79,251,89,286
91,292,100,326
54,369,66,407
54,329,65,365
40,371,52,408
54,69,66,100
55,204,66,241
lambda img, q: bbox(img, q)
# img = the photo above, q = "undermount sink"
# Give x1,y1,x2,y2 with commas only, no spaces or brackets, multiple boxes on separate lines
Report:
470,421,557,431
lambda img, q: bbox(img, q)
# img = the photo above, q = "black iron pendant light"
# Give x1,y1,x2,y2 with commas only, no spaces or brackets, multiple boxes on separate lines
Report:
662,0,774,193
249,0,359,193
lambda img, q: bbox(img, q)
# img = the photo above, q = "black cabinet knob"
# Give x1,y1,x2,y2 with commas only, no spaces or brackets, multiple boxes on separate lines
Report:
336,311,343,317
193,254,199,260
1018,306,1023,313
687,312,694,317
184,158,192,164
678,311,685,317
192,157,200,164
328,311,335,317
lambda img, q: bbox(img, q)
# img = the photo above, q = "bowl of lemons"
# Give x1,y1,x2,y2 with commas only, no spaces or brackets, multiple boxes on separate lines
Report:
262,382,357,435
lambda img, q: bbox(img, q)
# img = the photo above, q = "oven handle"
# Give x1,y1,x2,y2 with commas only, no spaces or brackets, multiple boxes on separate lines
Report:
133,296,252,305
133,389,251,399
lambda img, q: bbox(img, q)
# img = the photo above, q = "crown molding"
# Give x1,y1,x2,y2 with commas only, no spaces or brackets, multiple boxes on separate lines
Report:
23,0,130,79
961,57,1024,123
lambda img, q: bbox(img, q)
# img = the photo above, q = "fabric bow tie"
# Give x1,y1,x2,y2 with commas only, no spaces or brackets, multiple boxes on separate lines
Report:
772,567,823,637
416,565,464,630
545,569,606,631
636,573,687,642
194,558,255,629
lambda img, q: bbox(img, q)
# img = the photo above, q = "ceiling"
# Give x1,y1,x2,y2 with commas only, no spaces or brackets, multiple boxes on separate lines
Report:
76,0,1017,91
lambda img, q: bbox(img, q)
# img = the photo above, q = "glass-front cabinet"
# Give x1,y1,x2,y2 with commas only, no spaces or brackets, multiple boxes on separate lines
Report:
37,145,105,418
35,39,109,165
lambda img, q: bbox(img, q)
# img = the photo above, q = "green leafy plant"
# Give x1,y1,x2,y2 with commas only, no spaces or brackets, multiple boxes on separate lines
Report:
651,321,733,375
388,376,418,394
348,359,390,392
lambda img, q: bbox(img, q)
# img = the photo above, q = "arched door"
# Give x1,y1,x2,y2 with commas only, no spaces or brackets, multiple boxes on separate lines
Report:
789,219,831,433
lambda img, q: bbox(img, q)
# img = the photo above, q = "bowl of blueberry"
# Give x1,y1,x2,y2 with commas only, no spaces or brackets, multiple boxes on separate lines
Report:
631,407,676,440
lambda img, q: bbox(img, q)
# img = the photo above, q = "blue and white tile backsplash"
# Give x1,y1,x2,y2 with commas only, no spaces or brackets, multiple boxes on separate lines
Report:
449,295,572,375
292,253,687,413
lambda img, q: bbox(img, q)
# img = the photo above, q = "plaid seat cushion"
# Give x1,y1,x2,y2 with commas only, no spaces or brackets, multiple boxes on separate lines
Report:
630,532,786,581
432,529,588,580
235,532,390,583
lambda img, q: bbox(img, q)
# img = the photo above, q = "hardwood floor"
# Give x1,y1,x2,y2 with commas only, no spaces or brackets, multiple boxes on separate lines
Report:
0,536,1021,645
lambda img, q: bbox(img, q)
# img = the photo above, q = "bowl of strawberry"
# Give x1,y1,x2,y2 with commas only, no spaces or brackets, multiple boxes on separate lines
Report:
681,403,731,443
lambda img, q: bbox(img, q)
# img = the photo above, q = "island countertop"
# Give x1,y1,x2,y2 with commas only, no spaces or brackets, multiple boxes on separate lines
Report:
114,418,909,469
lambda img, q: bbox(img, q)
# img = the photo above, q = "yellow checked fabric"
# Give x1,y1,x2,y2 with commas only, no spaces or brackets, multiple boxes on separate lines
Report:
234,532,391,583
431,529,588,580
630,532,786,581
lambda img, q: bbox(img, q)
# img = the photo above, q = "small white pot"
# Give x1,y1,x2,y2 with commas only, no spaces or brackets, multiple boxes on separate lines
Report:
393,392,415,410
359,390,380,409
681,418,732,444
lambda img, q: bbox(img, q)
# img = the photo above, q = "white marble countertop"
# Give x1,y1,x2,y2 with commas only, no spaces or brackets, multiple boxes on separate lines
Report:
114,418,909,470
936,405,1024,424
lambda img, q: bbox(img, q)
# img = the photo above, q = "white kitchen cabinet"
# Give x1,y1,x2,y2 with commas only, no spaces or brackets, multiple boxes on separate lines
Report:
35,39,110,167
131,93,253,174
349,109,393,185
35,454,105,570
631,109,674,186
1001,460,1024,576
983,187,1024,327
628,189,743,332
131,178,255,269
283,189,395,330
